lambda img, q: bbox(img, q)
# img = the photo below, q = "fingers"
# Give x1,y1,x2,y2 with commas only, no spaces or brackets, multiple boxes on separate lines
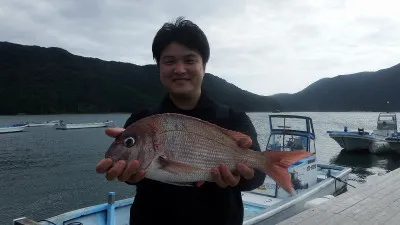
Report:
126,169,146,183
96,158,113,174
105,127,125,138
220,164,240,186
196,181,205,187
211,168,228,188
119,160,146,183
236,138,252,148
237,163,254,180
211,164,240,188
118,160,140,182
96,158,146,183
105,160,127,180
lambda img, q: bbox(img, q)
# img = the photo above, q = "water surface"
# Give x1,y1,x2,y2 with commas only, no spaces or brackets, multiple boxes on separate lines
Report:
1,112,400,224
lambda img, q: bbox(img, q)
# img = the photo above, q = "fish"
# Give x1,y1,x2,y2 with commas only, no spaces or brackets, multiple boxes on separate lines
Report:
104,113,314,194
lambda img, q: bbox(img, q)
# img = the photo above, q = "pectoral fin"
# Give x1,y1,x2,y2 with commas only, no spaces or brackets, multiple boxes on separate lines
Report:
158,155,200,174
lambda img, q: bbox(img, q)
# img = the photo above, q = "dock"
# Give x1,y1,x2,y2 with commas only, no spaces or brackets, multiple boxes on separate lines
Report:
278,168,400,225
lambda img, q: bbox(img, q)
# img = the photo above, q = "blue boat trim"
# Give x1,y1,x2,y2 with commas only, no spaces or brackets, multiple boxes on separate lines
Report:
43,196,134,225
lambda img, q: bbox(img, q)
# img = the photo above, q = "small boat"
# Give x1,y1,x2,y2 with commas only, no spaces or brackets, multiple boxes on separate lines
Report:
55,120,114,130
27,120,61,127
13,114,352,225
327,112,398,153
0,124,27,134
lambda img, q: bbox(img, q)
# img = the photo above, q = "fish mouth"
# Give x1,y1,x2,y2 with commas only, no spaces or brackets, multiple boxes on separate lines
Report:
105,141,130,162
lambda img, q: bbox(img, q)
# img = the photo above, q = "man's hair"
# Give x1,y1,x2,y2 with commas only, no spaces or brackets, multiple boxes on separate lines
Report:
152,17,210,66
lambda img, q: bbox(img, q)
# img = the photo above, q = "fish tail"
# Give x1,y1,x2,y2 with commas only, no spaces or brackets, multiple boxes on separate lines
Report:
263,150,313,195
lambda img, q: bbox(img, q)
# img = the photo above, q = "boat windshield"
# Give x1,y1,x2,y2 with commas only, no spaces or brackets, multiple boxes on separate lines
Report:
266,134,309,152
378,115,396,121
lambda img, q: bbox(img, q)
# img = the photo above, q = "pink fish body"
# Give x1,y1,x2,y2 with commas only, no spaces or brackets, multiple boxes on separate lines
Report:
105,113,313,193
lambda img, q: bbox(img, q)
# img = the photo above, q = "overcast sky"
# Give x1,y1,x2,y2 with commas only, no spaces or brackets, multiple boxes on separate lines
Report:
1,0,399,96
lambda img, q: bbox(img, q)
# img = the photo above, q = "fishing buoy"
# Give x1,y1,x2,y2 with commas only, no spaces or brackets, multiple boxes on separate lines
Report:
304,195,335,209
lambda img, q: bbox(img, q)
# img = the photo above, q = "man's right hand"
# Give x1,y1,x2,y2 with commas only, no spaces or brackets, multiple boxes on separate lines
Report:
95,127,146,183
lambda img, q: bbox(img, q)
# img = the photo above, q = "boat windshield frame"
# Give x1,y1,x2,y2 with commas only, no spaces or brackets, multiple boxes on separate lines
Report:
377,112,398,131
267,115,316,154
268,115,315,138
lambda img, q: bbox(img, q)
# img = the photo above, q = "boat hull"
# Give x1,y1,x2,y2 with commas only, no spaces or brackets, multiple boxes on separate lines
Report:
55,121,113,130
327,131,375,151
0,126,26,134
28,122,59,127
327,131,394,154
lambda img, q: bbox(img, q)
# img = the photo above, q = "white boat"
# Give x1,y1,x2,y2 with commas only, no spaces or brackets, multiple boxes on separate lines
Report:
0,124,28,134
327,112,398,153
55,120,114,130
13,115,352,225
27,120,61,127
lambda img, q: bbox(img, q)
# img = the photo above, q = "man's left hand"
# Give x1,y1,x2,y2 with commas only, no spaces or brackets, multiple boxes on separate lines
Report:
196,163,254,188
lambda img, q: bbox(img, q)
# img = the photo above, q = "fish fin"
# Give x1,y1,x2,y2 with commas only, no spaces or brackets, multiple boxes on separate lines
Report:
158,155,200,174
162,181,195,187
263,150,314,195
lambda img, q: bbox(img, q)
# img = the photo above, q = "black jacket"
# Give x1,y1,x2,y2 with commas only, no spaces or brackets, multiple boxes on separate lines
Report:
123,92,266,225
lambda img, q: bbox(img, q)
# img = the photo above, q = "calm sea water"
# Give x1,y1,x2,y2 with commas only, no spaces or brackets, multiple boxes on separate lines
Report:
1,112,400,224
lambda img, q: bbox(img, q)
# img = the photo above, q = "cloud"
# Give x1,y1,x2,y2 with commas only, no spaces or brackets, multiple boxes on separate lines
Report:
1,0,399,95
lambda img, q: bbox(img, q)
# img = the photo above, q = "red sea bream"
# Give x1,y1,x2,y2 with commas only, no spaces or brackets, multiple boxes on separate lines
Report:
105,113,313,194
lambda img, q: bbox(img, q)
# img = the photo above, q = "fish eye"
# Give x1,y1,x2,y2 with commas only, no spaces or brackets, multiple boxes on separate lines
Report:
124,137,135,148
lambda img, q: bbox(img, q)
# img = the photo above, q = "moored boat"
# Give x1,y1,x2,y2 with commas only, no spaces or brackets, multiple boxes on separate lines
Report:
55,120,114,130
13,114,352,225
327,112,398,153
27,120,61,127
0,124,28,134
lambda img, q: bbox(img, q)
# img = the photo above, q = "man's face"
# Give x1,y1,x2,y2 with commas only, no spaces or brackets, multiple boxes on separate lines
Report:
159,42,205,97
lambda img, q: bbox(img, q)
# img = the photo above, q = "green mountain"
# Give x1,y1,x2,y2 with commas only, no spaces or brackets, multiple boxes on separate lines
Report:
0,41,281,115
271,63,400,112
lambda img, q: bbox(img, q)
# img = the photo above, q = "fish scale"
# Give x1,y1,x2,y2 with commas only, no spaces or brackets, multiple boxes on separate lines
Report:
158,131,263,171
156,114,237,149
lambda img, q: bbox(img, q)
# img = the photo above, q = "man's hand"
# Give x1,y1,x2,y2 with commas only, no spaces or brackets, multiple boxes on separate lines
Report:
95,127,146,183
196,162,255,188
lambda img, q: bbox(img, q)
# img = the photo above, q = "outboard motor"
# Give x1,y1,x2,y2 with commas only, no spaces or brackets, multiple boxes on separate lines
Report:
292,172,309,190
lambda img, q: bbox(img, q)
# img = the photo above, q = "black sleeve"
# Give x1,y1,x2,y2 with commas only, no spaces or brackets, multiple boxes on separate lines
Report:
123,109,150,128
233,111,266,191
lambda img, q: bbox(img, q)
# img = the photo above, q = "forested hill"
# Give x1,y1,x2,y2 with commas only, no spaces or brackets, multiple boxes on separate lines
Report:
0,41,281,115
271,63,400,112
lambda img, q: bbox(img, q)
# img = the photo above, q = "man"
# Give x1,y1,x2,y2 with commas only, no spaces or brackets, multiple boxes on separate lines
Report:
96,17,266,225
